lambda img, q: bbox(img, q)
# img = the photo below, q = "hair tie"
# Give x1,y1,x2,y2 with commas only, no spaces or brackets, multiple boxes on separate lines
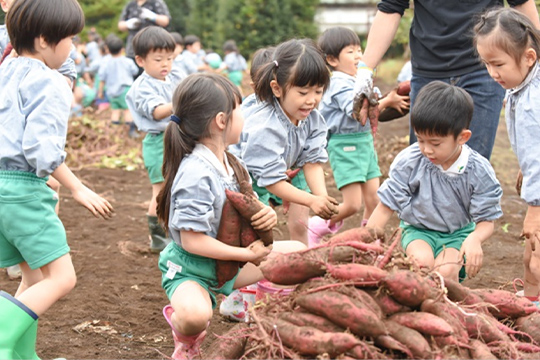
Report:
273,60,279,68
170,114,182,125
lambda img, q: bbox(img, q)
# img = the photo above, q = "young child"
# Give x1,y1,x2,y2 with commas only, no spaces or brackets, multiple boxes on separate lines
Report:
98,34,139,135
314,27,410,246
474,8,540,300
156,72,305,359
237,39,339,246
126,26,186,253
367,81,503,282
98,34,139,138
181,34,209,74
220,39,247,89
0,0,113,357
171,31,189,77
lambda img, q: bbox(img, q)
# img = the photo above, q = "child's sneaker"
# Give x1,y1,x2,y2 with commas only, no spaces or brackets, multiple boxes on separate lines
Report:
163,305,206,360
240,284,257,321
307,216,343,248
219,289,247,322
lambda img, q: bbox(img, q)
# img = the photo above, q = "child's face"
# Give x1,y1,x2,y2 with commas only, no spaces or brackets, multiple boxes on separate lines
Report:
328,44,362,77
226,103,245,146
174,44,183,58
39,36,74,70
415,130,471,170
271,83,324,125
136,49,174,81
476,35,537,89
188,41,201,54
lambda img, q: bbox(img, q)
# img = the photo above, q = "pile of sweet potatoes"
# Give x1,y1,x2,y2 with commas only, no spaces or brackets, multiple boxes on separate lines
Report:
209,227,540,359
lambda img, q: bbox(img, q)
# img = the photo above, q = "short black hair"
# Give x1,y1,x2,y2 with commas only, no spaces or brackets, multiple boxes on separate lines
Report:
132,26,176,58
249,46,275,80
318,27,361,70
411,81,474,138
170,32,184,46
7,0,84,55
183,35,200,48
105,34,123,55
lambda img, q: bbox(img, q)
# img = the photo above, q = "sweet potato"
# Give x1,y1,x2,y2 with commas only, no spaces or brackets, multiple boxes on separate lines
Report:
326,263,388,283
383,270,431,308
367,290,411,316
295,290,386,338
468,339,497,360
225,189,273,246
420,299,469,343
351,288,383,318
389,311,454,337
515,313,540,344
473,288,539,319
374,335,413,358
269,318,360,357
383,319,432,359
463,311,510,343
445,278,486,310
259,251,325,285
215,199,242,287
279,311,344,333
204,323,247,359
239,217,258,248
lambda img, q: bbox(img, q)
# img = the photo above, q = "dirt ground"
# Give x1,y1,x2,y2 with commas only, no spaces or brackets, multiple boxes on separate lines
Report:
0,96,527,358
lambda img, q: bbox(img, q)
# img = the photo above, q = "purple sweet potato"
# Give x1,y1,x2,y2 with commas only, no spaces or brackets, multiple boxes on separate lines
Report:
225,189,273,246
295,290,386,338
383,270,432,308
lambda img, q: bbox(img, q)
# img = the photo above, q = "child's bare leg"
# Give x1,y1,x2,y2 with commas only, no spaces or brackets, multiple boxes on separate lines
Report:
405,240,435,271
329,183,363,225
14,262,43,298
524,240,540,297
111,109,121,124
148,183,163,217
169,281,213,336
233,240,307,288
360,178,380,221
434,247,462,282
16,254,76,316
124,109,133,123
287,203,309,245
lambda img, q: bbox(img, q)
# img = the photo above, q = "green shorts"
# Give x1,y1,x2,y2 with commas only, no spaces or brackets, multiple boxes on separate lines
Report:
251,170,310,206
109,86,130,110
400,221,475,281
142,132,165,184
0,171,69,270
327,132,381,190
158,242,238,308
228,71,243,87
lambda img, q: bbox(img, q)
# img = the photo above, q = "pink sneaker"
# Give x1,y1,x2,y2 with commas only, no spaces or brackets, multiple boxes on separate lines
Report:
307,216,343,248
163,305,206,360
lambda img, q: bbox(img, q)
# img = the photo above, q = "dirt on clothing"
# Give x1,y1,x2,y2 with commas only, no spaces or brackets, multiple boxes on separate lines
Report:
0,104,527,358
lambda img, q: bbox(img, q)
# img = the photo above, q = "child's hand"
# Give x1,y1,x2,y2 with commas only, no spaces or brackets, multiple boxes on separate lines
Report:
523,206,540,251
246,239,272,266
459,235,483,278
386,89,410,114
250,205,277,232
71,185,114,220
310,195,339,220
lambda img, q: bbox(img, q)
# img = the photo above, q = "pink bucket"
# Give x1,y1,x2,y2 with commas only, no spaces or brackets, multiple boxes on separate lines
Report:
256,280,295,302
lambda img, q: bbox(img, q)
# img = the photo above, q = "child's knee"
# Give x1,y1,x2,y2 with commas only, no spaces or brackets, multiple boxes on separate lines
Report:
177,307,212,332
57,271,77,297
437,264,460,282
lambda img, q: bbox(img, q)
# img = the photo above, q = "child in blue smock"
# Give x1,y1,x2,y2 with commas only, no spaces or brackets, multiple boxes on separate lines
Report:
126,26,186,253
237,39,339,246
220,39,247,88
367,81,503,282
156,73,305,359
475,8,540,301
316,26,410,247
0,0,113,357
98,34,138,131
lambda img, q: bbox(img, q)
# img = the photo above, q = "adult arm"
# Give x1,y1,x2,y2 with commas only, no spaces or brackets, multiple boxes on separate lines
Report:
513,0,540,29
362,11,402,69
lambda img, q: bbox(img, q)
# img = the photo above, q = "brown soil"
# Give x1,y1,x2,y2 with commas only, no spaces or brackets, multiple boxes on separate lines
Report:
0,97,526,359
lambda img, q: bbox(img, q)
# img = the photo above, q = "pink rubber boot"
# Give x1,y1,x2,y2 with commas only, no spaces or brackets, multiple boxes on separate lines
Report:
307,216,343,247
163,305,207,360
